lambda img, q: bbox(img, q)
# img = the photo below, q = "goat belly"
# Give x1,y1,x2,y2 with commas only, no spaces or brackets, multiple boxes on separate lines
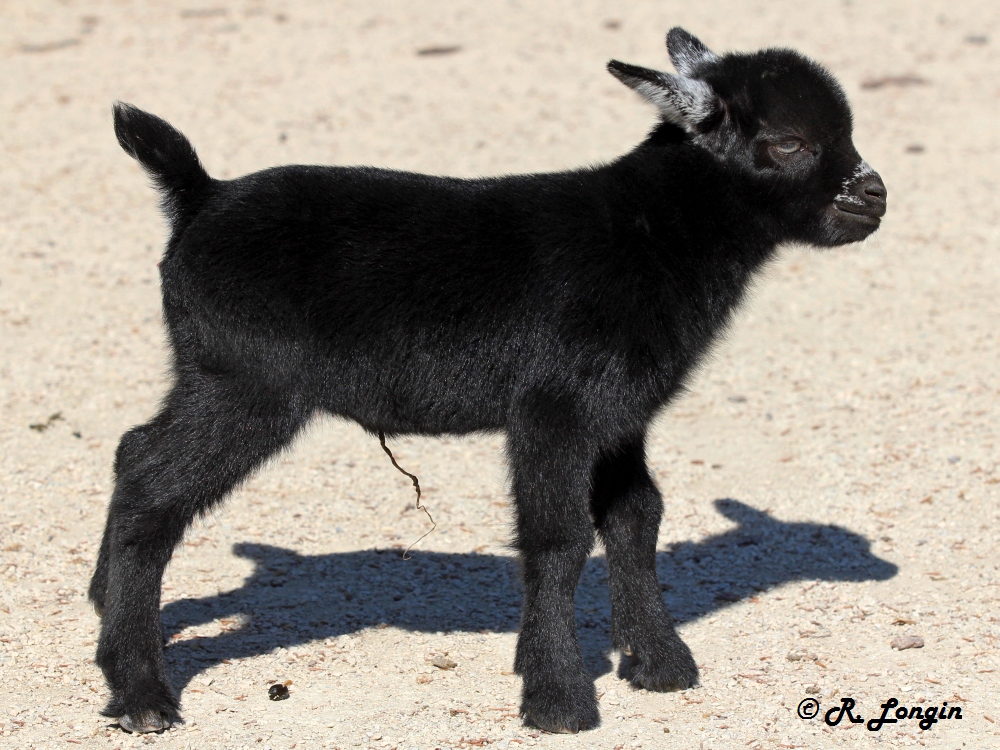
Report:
314,336,520,435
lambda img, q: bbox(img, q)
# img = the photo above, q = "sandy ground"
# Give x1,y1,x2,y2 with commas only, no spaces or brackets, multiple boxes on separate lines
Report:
2,1,999,748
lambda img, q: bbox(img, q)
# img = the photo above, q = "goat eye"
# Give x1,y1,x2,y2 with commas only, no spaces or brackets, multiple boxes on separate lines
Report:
773,141,802,155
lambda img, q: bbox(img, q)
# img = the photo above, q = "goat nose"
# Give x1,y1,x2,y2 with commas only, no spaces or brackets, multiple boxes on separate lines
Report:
854,173,887,216
862,176,886,200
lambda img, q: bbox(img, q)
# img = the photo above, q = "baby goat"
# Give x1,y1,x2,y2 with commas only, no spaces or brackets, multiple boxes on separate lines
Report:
90,28,886,734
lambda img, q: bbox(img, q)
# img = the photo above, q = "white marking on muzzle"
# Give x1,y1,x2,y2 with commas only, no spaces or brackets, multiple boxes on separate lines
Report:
836,160,876,205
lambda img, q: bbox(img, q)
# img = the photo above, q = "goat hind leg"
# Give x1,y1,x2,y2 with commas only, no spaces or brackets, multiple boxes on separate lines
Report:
90,420,163,618
94,383,307,732
592,437,698,691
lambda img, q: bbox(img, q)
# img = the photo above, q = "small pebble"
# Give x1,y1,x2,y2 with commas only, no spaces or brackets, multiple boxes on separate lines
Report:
786,650,816,662
430,655,458,670
890,635,924,651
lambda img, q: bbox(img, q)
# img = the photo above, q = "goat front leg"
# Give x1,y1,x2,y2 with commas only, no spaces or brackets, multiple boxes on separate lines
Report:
591,436,698,691
508,411,599,733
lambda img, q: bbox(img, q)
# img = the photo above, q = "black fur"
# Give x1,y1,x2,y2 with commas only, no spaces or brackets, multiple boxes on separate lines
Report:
90,29,886,734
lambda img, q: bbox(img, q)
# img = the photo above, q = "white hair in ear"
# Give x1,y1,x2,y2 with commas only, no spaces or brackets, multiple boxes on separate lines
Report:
607,61,717,134
667,27,720,78
646,75,716,130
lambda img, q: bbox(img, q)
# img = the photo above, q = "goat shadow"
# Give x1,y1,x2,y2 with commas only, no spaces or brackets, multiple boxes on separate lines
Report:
160,498,897,694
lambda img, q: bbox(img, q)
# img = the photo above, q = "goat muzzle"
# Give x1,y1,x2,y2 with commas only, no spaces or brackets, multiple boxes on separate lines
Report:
834,171,887,220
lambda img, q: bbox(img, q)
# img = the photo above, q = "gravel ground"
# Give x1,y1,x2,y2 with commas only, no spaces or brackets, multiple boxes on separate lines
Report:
1,1,998,749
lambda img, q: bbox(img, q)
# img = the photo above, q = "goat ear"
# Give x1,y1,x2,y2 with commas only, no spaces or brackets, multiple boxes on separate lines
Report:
666,27,719,77
713,498,771,526
607,59,717,133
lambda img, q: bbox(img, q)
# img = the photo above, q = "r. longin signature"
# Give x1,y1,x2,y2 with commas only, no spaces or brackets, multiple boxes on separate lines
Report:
822,697,963,731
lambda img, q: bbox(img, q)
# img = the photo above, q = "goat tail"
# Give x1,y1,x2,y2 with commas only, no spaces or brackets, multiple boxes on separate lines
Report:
112,101,211,227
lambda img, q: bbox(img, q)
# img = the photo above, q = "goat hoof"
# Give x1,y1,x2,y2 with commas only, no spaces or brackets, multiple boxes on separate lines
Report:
520,675,600,733
521,704,599,734
625,646,700,692
521,710,594,734
118,710,171,734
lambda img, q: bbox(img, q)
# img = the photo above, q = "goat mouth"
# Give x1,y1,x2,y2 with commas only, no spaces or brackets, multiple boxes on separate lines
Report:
832,201,882,224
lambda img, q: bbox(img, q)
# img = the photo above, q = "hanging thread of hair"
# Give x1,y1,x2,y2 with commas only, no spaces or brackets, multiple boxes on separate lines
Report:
378,430,436,559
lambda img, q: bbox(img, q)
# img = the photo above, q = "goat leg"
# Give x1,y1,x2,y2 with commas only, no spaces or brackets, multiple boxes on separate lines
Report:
592,436,699,692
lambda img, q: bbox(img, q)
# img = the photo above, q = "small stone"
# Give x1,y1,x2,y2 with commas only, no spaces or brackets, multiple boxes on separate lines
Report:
786,650,816,662
416,675,433,684
890,635,924,651
805,685,820,694
430,655,458,670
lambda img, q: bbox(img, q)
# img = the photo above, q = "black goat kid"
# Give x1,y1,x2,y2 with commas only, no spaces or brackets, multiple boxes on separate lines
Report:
90,29,886,734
